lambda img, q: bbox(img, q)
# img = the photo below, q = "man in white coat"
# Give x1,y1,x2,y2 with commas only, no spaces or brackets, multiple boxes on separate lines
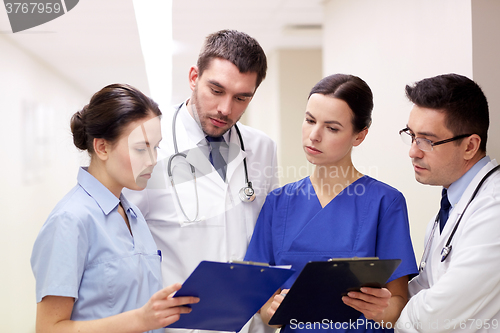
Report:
125,30,278,333
394,74,500,332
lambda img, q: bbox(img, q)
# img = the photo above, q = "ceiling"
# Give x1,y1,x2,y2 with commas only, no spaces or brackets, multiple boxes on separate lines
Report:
0,0,323,99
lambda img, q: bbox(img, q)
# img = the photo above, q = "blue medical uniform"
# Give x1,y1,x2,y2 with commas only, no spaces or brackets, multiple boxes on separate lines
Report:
31,168,163,333
245,176,418,333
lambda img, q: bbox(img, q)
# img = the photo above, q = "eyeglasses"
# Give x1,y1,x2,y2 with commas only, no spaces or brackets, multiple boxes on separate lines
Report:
399,127,473,152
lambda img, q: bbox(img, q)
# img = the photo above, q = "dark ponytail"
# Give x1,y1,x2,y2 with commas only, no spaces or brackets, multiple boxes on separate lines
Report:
70,84,161,153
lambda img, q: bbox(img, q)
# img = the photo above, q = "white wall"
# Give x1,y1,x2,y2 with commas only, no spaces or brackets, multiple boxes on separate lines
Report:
0,35,89,333
472,0,500,161
243,50,281,144
277,49,323,185
322,0,477,260
245,49,323,186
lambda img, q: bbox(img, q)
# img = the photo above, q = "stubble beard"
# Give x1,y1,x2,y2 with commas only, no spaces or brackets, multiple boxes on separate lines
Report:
190,89,236,138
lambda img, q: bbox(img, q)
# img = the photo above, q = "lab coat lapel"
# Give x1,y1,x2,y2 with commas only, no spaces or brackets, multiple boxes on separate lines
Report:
172,108,226,191
184,147,213,177
170,104,199,153
428,160,498,282
185,149,226,191
440,160,497,237
173,115,211,173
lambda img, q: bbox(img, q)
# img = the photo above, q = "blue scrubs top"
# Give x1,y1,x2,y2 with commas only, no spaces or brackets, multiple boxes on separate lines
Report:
245,176,418,333
31,168,163,333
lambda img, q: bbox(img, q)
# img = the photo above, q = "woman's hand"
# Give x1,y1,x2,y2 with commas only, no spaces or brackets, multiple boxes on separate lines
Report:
137,283,200,331
342,287,392,321
341,276,408,325
36,283,199,333
267,289,289,319
259,288,289,328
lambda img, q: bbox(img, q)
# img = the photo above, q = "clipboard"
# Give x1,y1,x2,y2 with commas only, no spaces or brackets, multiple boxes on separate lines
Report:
268,258,401,325
168,260,295,332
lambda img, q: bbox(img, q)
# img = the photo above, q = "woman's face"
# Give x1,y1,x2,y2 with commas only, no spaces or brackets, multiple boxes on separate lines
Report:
302,93,366,168
105,113,162,192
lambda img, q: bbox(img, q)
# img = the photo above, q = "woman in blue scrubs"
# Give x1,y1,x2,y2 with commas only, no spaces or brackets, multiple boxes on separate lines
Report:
245,74,418,332
31,84,198,333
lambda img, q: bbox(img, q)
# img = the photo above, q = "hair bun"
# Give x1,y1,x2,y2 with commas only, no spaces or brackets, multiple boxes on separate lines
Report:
69,84,162,154
70,107,89,151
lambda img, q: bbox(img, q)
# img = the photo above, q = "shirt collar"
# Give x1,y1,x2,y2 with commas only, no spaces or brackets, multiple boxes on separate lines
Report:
447,156,491,208
77,167,120,216
119,194,138,218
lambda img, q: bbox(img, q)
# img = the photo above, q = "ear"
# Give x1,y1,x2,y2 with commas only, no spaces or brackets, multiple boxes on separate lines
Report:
463,134,481,161
93,138,110,161
353,127,368,147
188,66,199,92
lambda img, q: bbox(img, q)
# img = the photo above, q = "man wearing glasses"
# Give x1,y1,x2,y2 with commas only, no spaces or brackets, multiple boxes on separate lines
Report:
394,74,500,332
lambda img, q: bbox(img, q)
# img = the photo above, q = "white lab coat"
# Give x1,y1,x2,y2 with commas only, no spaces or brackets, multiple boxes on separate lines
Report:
125,102,279,333
396,159,500,332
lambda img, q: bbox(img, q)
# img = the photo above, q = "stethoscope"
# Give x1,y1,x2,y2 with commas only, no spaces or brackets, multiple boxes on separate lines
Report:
419,164,500,272
167,103,256,223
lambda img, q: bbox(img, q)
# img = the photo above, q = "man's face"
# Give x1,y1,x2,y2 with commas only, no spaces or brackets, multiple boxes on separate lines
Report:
188,58,257,137
406,105,466,188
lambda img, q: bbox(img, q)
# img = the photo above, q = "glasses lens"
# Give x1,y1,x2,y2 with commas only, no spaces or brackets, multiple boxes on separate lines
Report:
400,130,413,146
416,138,433,152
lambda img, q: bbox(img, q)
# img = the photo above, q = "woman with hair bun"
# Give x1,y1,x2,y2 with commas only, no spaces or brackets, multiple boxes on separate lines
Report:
245,74,418,332
31,84,198,333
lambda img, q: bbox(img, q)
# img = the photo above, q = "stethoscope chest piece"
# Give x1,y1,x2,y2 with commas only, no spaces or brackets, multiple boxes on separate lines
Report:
239,184,256,202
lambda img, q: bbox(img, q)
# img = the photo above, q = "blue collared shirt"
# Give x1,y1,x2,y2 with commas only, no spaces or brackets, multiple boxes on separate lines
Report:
31,168,163,332
447,156,491,211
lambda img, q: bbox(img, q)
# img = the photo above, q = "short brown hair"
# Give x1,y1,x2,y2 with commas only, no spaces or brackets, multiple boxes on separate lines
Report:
197,30,267,88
